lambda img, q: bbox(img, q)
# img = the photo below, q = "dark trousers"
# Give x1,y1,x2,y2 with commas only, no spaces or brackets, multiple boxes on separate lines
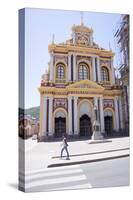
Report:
61,146,69,158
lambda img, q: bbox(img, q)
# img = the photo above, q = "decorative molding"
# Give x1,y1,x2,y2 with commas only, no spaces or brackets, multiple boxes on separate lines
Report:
53,98,67,111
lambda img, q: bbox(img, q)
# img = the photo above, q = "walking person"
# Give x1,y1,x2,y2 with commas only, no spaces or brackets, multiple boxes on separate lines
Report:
60,135,70,160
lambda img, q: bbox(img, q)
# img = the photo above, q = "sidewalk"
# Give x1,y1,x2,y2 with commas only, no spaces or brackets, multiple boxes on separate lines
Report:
24,137,130,172
47,137,130,168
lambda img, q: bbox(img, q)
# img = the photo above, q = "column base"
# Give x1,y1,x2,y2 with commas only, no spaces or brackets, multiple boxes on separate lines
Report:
91,120,104,140
91,131,104,140
68,131,73,136
74,131,79,135
48,132,54,137
37,133,48,142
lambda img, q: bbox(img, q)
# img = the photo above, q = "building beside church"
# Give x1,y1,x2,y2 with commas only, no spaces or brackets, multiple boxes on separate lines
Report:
38,20,124,141
114,14,129,134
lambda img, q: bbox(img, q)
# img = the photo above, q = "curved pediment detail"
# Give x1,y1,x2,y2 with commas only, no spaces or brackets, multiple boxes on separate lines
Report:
67,80,105,90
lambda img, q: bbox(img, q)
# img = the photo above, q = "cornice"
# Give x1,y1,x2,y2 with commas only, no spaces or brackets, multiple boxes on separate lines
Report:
48,44,114,57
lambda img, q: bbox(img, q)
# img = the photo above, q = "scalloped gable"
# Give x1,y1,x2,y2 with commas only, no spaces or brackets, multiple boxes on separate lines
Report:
67,80,105,90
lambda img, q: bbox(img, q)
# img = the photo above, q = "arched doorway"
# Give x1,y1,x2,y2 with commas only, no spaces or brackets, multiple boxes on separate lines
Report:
104,116,113,136
80,114,92,137
104,110,113,137
55,117,66,137
54,110,66,138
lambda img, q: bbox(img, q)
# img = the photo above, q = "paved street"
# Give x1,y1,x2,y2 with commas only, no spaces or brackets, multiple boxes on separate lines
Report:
81,156,129,189
22,157,129,192
19,137,130,192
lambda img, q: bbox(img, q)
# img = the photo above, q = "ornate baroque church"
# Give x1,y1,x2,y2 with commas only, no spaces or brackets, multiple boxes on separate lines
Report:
38,19,123,141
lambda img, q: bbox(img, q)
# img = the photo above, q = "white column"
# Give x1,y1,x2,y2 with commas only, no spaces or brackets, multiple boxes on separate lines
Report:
114,97,119,131
74,96,78,135
96,56,101,82
92,56,96,81
68,53,71,81
73,54,76,81
68,96,73,135
49,52,54,81
43,96,47,134
118,97,124,129
48,96,53,135
99,97,105,132
111,60,115,84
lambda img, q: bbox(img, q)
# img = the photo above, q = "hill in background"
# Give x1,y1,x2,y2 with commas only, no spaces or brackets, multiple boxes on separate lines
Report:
19,106,40,121
25,106,40,121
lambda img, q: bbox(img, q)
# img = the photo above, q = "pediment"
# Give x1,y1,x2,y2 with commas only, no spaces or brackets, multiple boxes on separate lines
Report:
67,80,104,90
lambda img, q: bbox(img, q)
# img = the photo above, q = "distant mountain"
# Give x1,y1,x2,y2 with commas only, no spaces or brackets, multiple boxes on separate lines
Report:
25,106,40,121
19,106,40,121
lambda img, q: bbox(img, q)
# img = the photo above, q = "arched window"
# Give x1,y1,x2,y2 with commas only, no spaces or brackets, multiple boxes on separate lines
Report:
78,63,89,80
56,63,65,83
101,67,109,81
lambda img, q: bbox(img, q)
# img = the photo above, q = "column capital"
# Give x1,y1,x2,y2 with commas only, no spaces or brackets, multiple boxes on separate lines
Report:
48,96,53,100
96,55,100,58
73,96,78,100
115,96,119,101
73,53,77,56
44,96,48,100
50,51,54,55
99,96,103,100
68,96,73,100
68,52,72,56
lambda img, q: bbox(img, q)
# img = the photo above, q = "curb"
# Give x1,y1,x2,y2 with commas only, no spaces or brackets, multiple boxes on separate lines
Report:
52,148,129,159
47,154,129,168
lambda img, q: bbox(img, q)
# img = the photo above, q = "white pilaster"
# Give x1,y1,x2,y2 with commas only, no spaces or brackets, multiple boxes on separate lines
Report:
73,31,76,44
94,96,98,107
96,56,101,82
99,97,105,132
73,96,78,135
92,56,96,82
68,53,71,81
43,96,47,134
90,33,93,46
111,60,115,84
73,54,76,81
114,97,119,131
68,96,73,135
48,96,53,135
118,97,124,129
49,52,54,81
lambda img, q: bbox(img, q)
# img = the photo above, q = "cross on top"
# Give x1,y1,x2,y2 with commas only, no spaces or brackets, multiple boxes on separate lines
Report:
80,11,84,26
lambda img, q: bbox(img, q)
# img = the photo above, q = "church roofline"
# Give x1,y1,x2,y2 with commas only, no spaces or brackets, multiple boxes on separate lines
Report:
48,43,115,57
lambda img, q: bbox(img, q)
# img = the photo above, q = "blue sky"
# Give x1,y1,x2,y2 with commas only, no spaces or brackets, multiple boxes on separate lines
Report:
24,8,121,109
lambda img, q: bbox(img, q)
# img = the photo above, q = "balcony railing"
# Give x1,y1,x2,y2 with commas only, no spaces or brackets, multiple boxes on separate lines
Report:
101,81,111,85
55,79,66,84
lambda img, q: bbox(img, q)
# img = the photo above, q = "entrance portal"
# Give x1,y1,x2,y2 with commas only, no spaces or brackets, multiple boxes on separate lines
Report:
104,116,113,137
80,114,92,137
55,117,66,137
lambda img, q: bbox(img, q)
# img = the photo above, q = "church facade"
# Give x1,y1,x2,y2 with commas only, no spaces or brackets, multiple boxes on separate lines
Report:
38,21,124,141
